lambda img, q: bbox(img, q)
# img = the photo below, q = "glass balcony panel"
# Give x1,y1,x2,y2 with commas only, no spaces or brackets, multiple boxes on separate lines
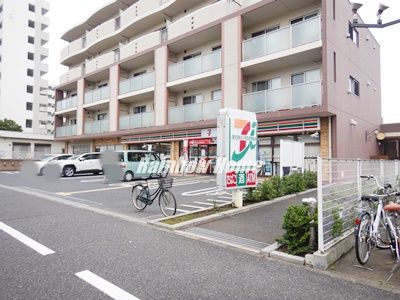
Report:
92,89,101,102
202,50,221,73
267,88,291,111
184,56,202,78
266,27,290,55
292,81,321,108
168,106,183,124
71,125,77,136
291,17,320,47
243,91,267,113
130,77,142,91
131,114,142,128
168,64,183,82
183,102,202,122
142,73,154,89
119,115,130,130
203,100,221,119
101,86,110,99
243,35,266,61
119,80,130,95
142,112,154,127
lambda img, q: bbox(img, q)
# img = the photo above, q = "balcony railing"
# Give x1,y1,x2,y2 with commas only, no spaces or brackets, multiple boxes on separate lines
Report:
168,100,221,124
120,31,161,60
242,16,321,61
119,72,155,95
84,86,110,105
119,112,154,130
84,119,109,134
168,50,221,82
242,81,322,113
60,65,84,85
55,125,77,137
56,96,77,111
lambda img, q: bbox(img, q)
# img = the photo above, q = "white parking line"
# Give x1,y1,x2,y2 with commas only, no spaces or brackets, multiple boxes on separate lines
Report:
218,196,232,200
76,270,140,300
0,221,55,256
194,201,214,206
180,204,204,209
182,187,222,196
80,179,106,183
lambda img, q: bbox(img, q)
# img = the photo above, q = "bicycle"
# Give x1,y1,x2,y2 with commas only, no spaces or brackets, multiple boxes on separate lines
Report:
131,172,177,217
354,175,400,280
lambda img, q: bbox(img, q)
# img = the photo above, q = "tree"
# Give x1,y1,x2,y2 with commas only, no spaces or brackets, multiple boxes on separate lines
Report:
0,119,23,132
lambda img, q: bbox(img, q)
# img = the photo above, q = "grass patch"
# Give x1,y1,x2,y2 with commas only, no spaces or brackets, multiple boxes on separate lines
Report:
161,204,234,225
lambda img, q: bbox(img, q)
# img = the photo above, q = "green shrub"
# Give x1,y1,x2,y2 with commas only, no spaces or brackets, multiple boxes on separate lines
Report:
303,171,317,189
281,173,306,195
269,175,283,198
277,204,316,256
256,179,278,201
244,188,260,203
331,208,344,238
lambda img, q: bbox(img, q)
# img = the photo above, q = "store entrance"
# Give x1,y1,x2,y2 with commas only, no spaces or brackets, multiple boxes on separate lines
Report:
188,138,217,174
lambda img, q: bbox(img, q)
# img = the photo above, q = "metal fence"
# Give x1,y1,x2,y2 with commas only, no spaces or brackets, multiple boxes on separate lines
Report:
317,158,400,252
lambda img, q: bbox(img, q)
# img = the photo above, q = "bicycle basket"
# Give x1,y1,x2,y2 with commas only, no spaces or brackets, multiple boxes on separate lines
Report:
159,177,173,190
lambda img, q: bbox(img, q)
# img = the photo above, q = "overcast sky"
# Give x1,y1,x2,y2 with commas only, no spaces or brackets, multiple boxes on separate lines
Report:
47,0,400,123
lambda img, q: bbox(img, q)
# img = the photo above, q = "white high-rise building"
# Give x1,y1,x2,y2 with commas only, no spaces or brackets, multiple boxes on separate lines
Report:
0,0,65,160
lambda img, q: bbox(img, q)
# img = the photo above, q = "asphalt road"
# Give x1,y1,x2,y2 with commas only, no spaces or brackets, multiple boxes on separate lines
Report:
1,171,399,299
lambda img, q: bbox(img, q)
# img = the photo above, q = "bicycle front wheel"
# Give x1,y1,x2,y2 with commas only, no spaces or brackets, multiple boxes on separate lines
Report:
132,184,149,211
159,191,177,217
355,212,372,265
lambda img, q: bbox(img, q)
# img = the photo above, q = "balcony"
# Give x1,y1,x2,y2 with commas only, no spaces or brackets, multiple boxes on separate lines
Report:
84,120,109,134
55,125,77,137
60,65,84,85
168,50,221,82
86,18,117,46
84,86,110,105
61,38,84,62
168,1,227,40
121,0,166,29
120,31,161,61
242,81,322,113
119,72,155,95
86,52,116,74
119,112,154,130
242,16,321,62
56,96,77,112
168,100,221,124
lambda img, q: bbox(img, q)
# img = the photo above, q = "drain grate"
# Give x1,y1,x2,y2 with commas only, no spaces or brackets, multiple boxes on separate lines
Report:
185,227,269,250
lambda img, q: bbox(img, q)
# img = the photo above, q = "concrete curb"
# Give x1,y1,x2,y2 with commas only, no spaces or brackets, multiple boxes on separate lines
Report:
148,188,317,230
260,242,280,257
270,250,305,266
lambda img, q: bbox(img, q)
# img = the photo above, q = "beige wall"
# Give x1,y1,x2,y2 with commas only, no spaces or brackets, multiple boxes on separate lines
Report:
154,46,168,125
323,0,381,158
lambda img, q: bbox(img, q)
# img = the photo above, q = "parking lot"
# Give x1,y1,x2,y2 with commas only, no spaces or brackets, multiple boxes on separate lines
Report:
0,171,231,221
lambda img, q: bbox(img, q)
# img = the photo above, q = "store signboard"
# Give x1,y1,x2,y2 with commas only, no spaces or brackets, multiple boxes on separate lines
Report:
217,108,258,190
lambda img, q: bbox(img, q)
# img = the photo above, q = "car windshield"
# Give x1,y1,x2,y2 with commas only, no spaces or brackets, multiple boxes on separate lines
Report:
67,155,79,160
40,156,55,162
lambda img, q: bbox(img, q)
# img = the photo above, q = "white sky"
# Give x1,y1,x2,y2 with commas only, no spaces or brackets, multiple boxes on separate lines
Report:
47,0,400,123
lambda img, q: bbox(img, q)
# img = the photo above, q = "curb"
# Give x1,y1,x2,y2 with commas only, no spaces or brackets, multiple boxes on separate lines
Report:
270,250,305,266
148,188,317,230
261,242,280,256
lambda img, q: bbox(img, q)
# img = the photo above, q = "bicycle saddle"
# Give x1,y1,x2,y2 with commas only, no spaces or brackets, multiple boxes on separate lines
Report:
384,202,400,212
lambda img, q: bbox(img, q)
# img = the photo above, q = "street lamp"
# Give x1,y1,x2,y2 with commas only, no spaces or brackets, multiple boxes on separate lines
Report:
365,129,379,141
350,2,400,28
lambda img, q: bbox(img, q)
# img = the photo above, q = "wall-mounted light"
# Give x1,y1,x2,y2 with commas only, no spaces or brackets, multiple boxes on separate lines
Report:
350,119,358,126
365,129,379,141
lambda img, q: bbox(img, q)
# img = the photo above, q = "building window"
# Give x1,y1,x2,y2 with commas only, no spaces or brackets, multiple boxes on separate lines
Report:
252,78,281,92
28,20,35,28
133,70,146,77
28,36,34,44
41,8,48,15
28,4,35,12
39,104,47,112
0,5,3,13
27,69,34,77
333,52,337,83
183,52,201,61
333,0,336,20
291,69,320,85
26,102,33,111
39,120,47,128
97,113,107,120
349,76,360,96
348,23,359,46
211,90,222,101
70,119,77,125
212,45,222,51
26,85,34,93
133,106,146,114
290,12,318,25
26,119,32,128
28,52,34,60
183,94,203,105
251,25,280,38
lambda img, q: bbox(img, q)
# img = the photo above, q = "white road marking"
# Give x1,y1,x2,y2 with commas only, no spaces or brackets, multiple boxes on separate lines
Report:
56,186,127,196
80,179,106,183
182,187,222,196
0,171,19,175
180,204,204,209
163,208,189,213
194,201,214,206
0,221,55,256
205,199,230,204
76,270,140,300
218,196,232,200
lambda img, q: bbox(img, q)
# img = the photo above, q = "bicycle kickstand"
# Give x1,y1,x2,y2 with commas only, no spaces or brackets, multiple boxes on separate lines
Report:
386,261,400,283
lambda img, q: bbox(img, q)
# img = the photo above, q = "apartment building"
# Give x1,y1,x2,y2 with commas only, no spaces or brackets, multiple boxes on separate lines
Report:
55,0,382,175
0,0,64,159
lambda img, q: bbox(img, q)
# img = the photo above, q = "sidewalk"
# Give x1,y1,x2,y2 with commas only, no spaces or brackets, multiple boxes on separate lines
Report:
193,190,317,246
